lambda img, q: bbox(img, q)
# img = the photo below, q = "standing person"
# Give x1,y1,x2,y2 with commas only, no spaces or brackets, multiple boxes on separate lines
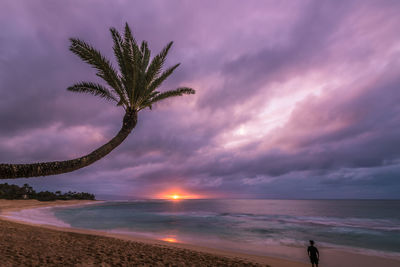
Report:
307,240,319,267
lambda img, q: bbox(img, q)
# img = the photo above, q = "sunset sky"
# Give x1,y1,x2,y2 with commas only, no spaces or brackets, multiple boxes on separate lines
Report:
1,0,400,199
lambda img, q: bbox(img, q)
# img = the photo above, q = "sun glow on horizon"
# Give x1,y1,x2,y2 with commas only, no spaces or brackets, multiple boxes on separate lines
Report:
164,193,192,200
157,189,203,200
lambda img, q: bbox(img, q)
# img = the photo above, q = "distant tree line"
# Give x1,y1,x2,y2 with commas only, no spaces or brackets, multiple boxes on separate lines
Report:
0,183,95,201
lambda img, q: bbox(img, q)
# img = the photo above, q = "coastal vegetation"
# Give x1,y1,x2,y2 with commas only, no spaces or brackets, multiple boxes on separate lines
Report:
0,23,194,179
0,183,95,201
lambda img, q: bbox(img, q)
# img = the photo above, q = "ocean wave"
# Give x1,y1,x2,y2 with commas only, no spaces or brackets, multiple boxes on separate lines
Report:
2,207,71,228
137,210,400,232
154,211,218,217
217,213,400,231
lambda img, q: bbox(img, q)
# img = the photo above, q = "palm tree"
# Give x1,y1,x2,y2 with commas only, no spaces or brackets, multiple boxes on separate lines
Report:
0,23,195,179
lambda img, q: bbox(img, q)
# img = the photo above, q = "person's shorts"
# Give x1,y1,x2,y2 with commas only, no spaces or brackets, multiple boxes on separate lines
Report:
310,257,319,264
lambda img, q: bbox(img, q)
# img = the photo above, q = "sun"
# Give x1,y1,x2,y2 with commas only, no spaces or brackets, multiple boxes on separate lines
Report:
167,194,184,200
157,188,203,200
164,193,190,200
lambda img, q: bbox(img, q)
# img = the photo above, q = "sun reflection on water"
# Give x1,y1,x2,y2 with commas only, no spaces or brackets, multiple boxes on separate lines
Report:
161,236,178,243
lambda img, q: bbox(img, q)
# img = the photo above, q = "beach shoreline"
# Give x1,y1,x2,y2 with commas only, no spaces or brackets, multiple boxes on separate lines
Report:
1,199,399,267
0,199,303,266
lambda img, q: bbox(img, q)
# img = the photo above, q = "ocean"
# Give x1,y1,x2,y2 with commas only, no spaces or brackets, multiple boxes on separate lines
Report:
6,199,400,261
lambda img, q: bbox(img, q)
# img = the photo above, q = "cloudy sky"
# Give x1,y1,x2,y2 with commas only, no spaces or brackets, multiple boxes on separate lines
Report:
1,0,400,199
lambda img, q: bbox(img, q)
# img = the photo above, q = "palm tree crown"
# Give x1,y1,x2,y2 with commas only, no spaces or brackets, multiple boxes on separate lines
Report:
68,22,194,113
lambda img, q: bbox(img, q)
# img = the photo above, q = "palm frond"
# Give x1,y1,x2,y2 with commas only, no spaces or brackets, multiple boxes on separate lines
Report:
146,87,195,107
158,41,173,65
122,23,144,106
69,38,126,104
123,22,137,48
120,24,134,102
138,63,181,108
140,41,151,72
110,28,125,74
134,41,151,105
145,41,173,86
110,28,129,105
149,63,180,93
67,82,119,103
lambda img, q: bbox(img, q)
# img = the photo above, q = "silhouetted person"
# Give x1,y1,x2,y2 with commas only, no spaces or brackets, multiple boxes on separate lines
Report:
307,240,319,267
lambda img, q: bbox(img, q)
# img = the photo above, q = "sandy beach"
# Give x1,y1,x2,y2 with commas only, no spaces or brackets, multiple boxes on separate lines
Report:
0,200,399,267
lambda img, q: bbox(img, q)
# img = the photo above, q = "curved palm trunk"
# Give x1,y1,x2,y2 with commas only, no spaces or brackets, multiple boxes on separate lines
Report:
0,111,137,179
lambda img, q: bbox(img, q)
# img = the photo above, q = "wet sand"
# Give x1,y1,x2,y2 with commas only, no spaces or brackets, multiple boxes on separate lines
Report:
0,200,399,267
